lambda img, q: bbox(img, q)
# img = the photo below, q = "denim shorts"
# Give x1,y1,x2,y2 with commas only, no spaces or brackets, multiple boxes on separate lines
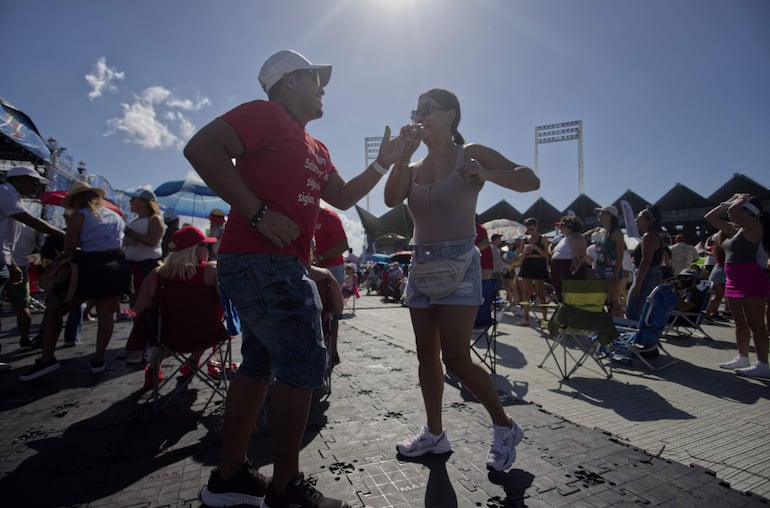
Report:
709,263,726,285
405,237,483,309
216,253,326,389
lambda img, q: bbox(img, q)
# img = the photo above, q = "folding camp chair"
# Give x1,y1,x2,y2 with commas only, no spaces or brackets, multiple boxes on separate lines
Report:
613,284,678,372
341,276,358,316
147,279,231,412
471,279,503,373
539,279,617,380
313,274,341,397
342,265,360,313
664,280,714,340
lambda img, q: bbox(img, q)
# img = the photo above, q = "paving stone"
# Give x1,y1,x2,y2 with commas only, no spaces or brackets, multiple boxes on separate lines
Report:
1,306,767,507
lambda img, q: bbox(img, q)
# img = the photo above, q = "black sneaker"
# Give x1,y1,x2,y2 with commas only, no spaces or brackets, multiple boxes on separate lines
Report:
90,359,106,374
19,357,60,382
263,473,350,508
200,461,269,507
19,337,41,350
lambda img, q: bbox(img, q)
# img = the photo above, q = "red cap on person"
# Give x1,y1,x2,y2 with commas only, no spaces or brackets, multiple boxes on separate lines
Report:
168,226,217,252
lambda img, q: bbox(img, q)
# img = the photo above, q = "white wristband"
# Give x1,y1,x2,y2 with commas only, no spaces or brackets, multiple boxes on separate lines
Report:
372,161,388,175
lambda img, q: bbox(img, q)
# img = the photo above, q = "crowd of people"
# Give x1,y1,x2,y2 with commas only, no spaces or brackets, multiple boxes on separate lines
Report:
1,47,768,508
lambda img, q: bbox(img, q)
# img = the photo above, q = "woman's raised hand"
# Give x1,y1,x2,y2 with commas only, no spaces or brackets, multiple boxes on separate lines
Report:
377,125,420,166
457,158,487,185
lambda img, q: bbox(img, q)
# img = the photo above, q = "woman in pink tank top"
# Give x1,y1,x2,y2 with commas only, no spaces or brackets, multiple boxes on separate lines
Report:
384,88,540,472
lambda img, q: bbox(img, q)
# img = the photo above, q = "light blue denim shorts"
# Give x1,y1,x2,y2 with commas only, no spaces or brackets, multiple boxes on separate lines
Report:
405,237,483,309
709,263,726,285
217,253,326,389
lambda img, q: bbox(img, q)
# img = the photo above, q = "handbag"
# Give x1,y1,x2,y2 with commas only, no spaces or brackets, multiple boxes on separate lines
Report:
38,256,73,292
409,248,474,299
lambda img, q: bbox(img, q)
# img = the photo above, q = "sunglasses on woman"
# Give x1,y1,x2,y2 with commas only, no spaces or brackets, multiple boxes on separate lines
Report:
410,103,446,121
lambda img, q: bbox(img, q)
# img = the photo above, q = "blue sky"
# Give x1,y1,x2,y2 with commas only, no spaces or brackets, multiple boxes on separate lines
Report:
3,0,769,253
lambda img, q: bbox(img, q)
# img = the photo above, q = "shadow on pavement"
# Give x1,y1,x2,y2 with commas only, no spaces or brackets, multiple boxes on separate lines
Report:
0,346,147,413
396,451,459,508
488,468,536,508
1,387,222,507
551,376,695,422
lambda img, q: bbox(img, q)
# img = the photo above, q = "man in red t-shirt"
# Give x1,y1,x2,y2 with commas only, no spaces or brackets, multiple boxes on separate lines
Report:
476,222,493,279
313,207,349,286
185,49,419,508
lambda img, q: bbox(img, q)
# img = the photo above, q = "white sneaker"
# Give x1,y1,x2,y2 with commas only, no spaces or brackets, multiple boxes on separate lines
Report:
486,417,524,472
126,350,144,365
719,356,750,370
735,362,770,379
396,425,452,457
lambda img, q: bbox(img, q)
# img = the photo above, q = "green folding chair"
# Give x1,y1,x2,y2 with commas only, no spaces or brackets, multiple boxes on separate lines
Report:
539,279,617,380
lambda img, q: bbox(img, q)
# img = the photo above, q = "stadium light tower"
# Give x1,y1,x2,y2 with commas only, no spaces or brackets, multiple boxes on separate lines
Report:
534,120,584,194
364,136,383,211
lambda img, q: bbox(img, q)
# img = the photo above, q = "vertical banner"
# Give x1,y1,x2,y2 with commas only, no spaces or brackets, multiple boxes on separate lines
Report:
620,200,639,239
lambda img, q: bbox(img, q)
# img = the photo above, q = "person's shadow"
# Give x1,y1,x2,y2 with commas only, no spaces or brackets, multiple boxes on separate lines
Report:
0,386,223,507
445,371,529,407
397,451,458,507
487,468,536,507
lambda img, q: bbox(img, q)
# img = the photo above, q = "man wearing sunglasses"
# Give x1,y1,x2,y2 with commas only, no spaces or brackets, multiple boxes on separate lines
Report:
186,49,415,508
0,167,65,361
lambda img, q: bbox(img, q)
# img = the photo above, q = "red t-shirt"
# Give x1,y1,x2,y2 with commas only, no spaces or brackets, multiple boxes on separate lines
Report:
314,208,346,268
217,101,338,265
476,223,493,270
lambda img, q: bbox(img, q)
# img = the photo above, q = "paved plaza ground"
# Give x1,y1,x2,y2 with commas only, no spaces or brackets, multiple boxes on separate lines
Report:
0,294,768,507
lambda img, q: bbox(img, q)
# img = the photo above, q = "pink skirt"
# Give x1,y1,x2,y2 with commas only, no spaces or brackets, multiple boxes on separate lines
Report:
725,262,770,298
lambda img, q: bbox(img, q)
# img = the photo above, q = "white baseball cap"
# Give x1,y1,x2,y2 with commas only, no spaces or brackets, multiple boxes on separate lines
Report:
6,166,49,184
258,50,332,94
594,205,618,218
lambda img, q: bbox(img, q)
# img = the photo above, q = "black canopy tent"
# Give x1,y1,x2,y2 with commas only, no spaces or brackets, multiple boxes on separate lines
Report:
0,97,51,167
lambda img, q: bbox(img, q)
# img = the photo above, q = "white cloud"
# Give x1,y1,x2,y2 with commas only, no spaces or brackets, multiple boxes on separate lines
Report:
104,85,210,149
140,85,171,104
338,210,366,256
85,57,125,101
166,96,211,111
106,100,179,149
176,113,196,140
185,170,206,184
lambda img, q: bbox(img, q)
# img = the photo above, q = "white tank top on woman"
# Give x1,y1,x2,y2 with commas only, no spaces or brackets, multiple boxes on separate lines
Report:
124,216,163,261
552,234,577,260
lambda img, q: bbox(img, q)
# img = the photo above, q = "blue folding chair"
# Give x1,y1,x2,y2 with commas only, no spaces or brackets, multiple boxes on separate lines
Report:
664,280,714,340
613,284,679,372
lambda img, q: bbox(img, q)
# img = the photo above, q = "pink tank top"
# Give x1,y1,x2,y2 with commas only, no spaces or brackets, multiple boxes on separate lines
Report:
408,146,478,244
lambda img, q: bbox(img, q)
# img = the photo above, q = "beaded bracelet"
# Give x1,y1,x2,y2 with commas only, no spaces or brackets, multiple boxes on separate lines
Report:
249,203,268,226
